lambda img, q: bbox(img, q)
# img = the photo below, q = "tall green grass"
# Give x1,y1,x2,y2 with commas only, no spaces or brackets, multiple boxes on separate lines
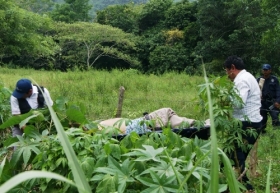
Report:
1,68,204,120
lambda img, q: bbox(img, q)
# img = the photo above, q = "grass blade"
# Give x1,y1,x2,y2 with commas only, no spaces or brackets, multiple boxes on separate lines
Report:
218,148,242,193
202,60,219,193
0,171,77,193
33,80,92,193
265,159,272,193
0,156,7,176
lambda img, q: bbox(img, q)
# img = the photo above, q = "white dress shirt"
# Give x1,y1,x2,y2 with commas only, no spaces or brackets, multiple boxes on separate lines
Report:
233,70,262,122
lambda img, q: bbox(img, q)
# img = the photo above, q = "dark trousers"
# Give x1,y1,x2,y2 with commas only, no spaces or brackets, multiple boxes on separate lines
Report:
230,121,262,190
261,101,280,129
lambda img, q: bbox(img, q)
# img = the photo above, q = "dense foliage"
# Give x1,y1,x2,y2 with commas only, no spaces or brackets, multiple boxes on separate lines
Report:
50,0,92,23
1,0,280,74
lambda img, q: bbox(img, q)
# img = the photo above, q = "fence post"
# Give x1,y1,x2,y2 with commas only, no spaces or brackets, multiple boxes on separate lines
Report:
249,140,259,177
115,86,125,118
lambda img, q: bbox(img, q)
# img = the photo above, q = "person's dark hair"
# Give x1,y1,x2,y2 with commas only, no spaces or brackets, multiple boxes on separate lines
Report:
223,55,245,70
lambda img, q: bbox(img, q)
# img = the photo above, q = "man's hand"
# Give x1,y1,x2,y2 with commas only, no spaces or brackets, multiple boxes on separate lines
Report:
21,125,26,130
274,102,280,109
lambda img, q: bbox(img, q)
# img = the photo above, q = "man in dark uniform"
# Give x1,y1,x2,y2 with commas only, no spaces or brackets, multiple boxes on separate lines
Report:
257,64,280,130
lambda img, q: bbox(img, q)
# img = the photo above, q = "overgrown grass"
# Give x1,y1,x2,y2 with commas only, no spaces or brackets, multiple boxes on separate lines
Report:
0,67,204,121
253,122,280,192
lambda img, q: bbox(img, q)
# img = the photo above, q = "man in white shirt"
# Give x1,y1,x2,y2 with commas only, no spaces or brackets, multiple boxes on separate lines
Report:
223,55,262,192
10,78,53,137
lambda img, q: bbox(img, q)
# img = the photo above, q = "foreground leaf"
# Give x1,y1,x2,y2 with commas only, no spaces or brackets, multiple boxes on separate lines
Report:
0,171,76,193
123,145,165,162
35,81,92,193
136,170,178,193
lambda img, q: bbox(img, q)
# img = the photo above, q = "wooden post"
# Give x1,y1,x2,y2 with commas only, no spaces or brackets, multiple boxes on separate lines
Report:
249,140,259,177
115,86,125,118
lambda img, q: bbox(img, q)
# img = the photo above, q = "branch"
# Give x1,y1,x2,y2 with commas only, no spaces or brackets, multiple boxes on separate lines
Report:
89,44,116,67
237,167,247,181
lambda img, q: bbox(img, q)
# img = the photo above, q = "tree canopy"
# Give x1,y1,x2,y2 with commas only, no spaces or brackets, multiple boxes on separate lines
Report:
0,0,57,60
51,0,92,22
1,0,280,74
55,22,140,70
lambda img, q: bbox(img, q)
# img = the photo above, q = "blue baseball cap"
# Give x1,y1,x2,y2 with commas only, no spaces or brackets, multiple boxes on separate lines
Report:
12,79,32,99
262,64,271,70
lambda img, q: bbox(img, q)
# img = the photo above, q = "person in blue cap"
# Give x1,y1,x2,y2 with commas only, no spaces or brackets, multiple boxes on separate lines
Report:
10,78,53,137
257,64,280,131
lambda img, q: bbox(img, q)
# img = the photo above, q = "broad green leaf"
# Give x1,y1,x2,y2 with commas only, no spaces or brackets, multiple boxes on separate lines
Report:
147,160,175,178
95,174,118,193
219,184,228,192
137,170,178,193
90,174,104,182
10,147,24,167
93,156,135,192
22,148,31,166
29,145,40,154
42,129,49,136
0,111,33,129
123,145,165,162
3,137,18,147
56,157,68,168
80,157,95,177
66,106,87,124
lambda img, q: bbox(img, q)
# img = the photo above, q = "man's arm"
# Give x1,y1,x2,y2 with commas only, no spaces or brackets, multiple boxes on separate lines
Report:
10,95,21,115
10,96,28,130
274,77,280,108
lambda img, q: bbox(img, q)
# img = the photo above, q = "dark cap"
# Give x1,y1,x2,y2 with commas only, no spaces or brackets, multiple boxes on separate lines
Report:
262,64,271,70
12,79,32,99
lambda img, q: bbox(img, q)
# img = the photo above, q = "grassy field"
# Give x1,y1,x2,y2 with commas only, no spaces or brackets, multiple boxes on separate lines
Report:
0,67,279,192
0,67,206,121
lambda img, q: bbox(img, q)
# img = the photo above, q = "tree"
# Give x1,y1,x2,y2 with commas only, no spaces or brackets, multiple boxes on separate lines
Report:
15,0,55,14
138,0,173,32
195,0,264,73
259,0,280,74
164,0,197,30
51,0,92,23
89,0,148,18
148,43,191,74
96,3,142,34
55,22,140,70
0,0,58,63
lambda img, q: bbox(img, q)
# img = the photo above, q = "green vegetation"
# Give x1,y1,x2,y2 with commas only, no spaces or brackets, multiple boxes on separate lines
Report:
0,67,278,192
1,0,280,191
0,67,204,120
2,0,280,75
50,0,92,23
